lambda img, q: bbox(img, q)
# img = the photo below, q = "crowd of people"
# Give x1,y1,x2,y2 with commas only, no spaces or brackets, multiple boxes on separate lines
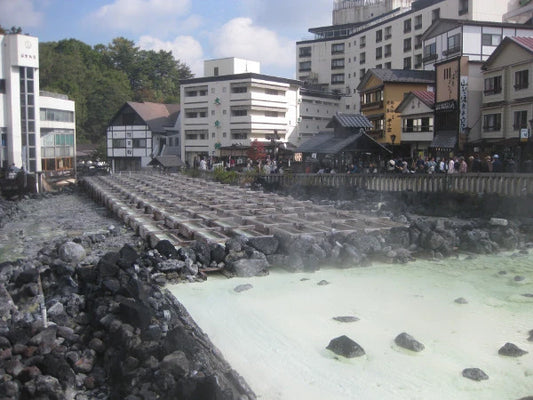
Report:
386,154,518,174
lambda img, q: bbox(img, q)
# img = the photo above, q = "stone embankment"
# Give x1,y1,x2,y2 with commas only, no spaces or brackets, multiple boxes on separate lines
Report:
0,235,255,399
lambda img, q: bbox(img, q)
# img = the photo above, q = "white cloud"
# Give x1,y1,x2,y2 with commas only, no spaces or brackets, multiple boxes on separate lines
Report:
0,0,43,29
211,18,295,75
138,35,204,76
88,0,191,34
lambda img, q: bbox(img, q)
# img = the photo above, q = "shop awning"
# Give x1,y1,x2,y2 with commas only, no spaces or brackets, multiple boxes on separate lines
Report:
430,131,457,149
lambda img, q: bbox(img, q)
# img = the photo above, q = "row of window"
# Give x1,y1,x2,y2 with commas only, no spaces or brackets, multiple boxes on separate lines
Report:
40,108,74,123
185,109,284,118
185,86,284,97
112,138,148,148
484,70,530,95
185,130,250,140
483,111,529,131
402,117,434,133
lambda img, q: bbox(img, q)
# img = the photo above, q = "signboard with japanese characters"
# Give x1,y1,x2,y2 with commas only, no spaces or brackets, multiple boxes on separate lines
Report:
520,128,530,142
459,76,468,133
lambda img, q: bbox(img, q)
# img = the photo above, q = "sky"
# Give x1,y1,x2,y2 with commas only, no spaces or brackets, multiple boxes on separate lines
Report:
0,0,333,78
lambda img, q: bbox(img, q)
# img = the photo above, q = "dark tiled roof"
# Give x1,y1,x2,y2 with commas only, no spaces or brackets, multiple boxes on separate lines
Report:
411,90,435,107
430,131,457,149
327,113,373,129
295,131,391,154
295,133,335,153
510,36,533,53
127,102,180,133
370,69,435,84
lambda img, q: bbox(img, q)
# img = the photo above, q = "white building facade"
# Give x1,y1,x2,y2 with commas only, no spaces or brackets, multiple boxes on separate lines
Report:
180,58,302,165
39,91,76,172
0,33,41,172
296,0,525,113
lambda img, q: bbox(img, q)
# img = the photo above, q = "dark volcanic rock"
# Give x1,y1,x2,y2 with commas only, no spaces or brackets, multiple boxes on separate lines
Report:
333,316,359,323
454,297,468,304
528,329,533,342
498,342,528,357
59,241,86,263
155,240,178,259
462,368,489,381
234,284,253,293
317,280,329,286
326,335,365,358
229,258,269,277
394,332,425,352
247,236,279,255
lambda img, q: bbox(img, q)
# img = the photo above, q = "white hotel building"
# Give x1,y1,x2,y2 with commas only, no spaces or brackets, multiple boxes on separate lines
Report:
296,0,529,113
180,58,341,164
0,33,75,175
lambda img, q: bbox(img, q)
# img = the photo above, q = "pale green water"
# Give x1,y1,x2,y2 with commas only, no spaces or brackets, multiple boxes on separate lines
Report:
169,252,533,400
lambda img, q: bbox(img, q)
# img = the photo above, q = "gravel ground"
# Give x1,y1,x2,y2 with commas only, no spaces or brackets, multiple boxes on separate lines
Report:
0,188,139,263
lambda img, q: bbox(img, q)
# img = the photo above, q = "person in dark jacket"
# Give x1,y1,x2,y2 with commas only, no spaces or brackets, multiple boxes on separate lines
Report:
492,154,503,172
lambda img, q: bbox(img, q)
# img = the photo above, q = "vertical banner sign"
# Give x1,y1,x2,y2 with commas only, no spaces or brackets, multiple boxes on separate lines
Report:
459,76,468,133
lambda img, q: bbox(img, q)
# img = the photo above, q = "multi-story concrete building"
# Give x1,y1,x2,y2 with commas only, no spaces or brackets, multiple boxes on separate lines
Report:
0,33,41,173
106,101,180,172
356,68,434,155
480,36,533,163
421,19,533,153
40,91,76,173
395,89,435,158
296,0,525,112
1,33,77,177
180,58,341,165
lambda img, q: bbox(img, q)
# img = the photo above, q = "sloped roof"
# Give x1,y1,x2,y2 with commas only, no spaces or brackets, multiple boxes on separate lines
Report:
326,113,373,129
511,36,533,52
148,155,184,168
125,102,180,133
395,90,435,113
295,131,391,154
357,69,435,91
430,131,457,149
482,36,533,70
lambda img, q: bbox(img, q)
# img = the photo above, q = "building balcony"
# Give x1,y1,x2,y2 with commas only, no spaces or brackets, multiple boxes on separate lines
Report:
361,101,383,111
483,88,502,96
422,53,438,63
443,46,461,56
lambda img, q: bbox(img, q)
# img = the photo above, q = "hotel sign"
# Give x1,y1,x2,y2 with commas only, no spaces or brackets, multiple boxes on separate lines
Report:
435,100,456,111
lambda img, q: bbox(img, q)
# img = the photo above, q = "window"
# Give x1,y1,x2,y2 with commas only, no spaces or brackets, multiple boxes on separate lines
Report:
376,29,383,43
360,52,366,64
112,139,126,148
0,79,5,94
231,86,247,94
385,62,392,69
299,46,311,57
423,42,437,61
185,108,208,118
360,68,366,80
214,67,219,76
483,113,501,131
360,90,383,106
231,109,247,117
360,36,366,48
446,34,461,54
40,108,74,122
185,130,208,140
403,56,412,70
299,61,311,71
484,76,502,95
404,38,412,52
265,111,279,117
404,19,411,33
459,0,468,15
403,117,433,132
132,139,146,148
384,44,392,57
331,73,345,84
482,33,501,46
376,47,383,60
331,58,345,69
385,26,392,40
414,54,422,68
432,8,440,22
376,64,382,69
415,15,422,30
332,43,345,54
514,111,528,130
515,70,529,90
231,130,248,140
265,89,280,95
415,34,423,49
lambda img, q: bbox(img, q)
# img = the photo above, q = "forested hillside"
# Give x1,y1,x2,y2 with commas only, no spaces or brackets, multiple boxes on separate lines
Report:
38,37,193,143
